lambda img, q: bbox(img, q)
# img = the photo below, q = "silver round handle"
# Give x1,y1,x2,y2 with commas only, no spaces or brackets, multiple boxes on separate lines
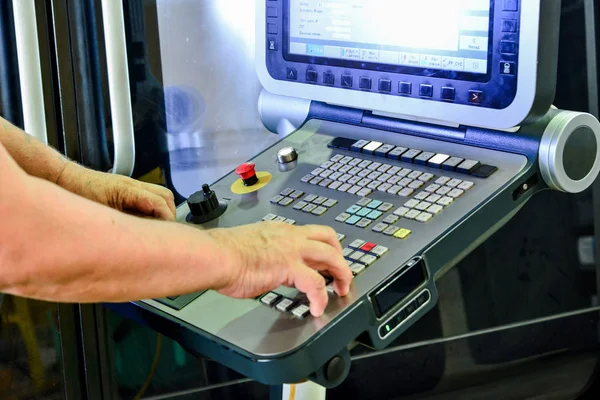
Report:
277,147,298,164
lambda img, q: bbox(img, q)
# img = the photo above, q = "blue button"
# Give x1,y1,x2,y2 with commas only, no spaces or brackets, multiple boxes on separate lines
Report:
267,6,278,17
503,0,518,11
441,87,455,101
346,205,362,214
357,208,371,217
324,72,335,85
286,68,297,80
267,23,278,34
399,82,412,95
367,210,383,220
378,79,392,92
341,74,353,88
500,62,516,75
346,215,361,225
500,40,516,55
359,77,372,90
306,70,318,82
502,19,517,32
367,200,383,209
469,90,484,104
419,84,433,98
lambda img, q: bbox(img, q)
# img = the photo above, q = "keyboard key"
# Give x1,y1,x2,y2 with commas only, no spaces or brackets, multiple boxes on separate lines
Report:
351,140,369,152
367,171,382,180
349,251,364,261
419,173,435,182
425,184,440,193
405,209,421,219
321,199,337,208
356,218,373,228
357,188,373,197
312,206,328,216
394,207,410,216
367,210,383,220
342,247,354,257
427,204,444,214
349,239,366,249
415,152,436,165
378,183,393,192
321,161,334,169
398,188,414,197
349,158,362,166
340,156,354,164
303,204,317,213
310,176,323,185
388,166,402,175
348,176,361,185
368,162,383,171
361,242,377,252
458,181,475,191
313,196,328,205
399,178,413,187
442,157,465,171
304,194,318,202
339,165,352,174
394,228,412,239
397,168,411,177
290,190,304,199
404,199,420,208
370,245,389,257
358,160,372,168
448,189,465,198
358,169,371,178
311,168,325,176
320,169,333,178
435,176,451,185
383,225,400,236
427,154,450,168
471,164,498,178
409,180,424,189
426,194,441,203
388,146,408,160
358,178,372,187
346,205,362,214
377,173,392,182
261,292,281,306
375,144,396,157
262,213,277,221
408,171,422,179
336,233,346,241
346,215,361,225
357,208,371,217
339,174,352,183
437,186,451,195
271,195,284,204
294,201,308,210
447,179,462,188
368,181,382,190
276,298,296,312
360,254,378,267
372,223,389,233
383,214,400,224
291,304,311,318
378,202,394,212
416,212,433,223
280,188,294,196
273,216,287,222
279,197,294,206
437,196,454,206
330,163,343,171
301,174,314,183
377,164,392,173
416,201,432,211
284,219,296,225
350,263,366,276
329,181,342,190
415,191,430,200
331,154,344,162
387,185,402,195
457,159,481,174
338,183,352,192
319,179,334,188
401,149,422,163
362,142,383,155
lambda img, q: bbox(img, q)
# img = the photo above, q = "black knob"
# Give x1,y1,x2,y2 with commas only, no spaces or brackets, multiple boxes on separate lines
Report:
186,184,227,224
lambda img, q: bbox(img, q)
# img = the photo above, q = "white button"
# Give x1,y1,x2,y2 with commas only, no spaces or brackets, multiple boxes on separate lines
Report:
331,154,344,162
368,171,382,180
394,207,410,216
349,158,362,166
349,239,366,249
428,154,450,166
357,188,373,197
357,197,372,206
368,181,382,190
416,201,432,211
330,172,343,180
270,195,284,204
320,169,333,178
338,183,352,192
425,184,440,192
342,247,354,257
330,163,343,171
435,176,451,185
416,212,433,223
321,161,334,169
426,194,441,203
324,199,338,208
310,176,323,185
276,298,295,312
339,165,352,173
261,292,280,305
399,178,413,187
303,204,317,213
377,173,392,182
329,181,342,190
409,180,424,189
408,171,422,179
293,201,308,210
404,199,420,208
284,219,296,225
360,254,377,266
340,156,354,164
458,181,474,190
387,175,401,185
358,169,371,177
358,160,372,168
437,196,454,206
370,245,389,257
350,251,364,261
350,263,366,275
398,188,414,197
419,173,435,182
383,215,399,224
427,204,444,214
405,209,421,219
415,191,430,200
301,174,314,183
368,162,382,171
338,174,351,182
363,141,383,153
372,223,388,233
262,213,277,221
377,183,393,192
312,206,328,216
447,179,463,188
311,168,324,176
448,189,465,198
319,179,333,188
377,164,392,173
336,232,346,241
274,216,287,222
358,178,372,187
348,176,361,185
347,185,360,195
388,166,401,175
387,185,402,195
397,169,411,177
291,304,310,318
437,186,451,195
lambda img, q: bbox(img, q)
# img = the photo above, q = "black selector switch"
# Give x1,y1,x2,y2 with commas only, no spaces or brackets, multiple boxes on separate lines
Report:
186,184,228,224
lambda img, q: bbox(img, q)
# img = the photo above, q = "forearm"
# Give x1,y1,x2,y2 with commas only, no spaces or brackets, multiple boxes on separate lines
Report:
1,160,232,303
0,116,70,183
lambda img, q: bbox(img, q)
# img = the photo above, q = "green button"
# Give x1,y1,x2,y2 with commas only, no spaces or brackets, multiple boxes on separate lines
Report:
367,210,383,220
367,200,383,209
346,205,362,214
345,215,361,225
356,208,371,217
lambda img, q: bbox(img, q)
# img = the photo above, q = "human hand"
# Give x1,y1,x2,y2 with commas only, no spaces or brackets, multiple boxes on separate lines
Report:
209,222,353,317
57,163,176,220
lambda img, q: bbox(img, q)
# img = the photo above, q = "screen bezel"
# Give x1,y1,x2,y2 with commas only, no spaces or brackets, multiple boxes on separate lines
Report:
282,0,496,83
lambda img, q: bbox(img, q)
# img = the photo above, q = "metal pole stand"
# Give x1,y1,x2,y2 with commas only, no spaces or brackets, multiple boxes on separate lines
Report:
281,381,327,400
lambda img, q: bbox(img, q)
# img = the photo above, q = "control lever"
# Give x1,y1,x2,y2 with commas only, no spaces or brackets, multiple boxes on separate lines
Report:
186,184,228,224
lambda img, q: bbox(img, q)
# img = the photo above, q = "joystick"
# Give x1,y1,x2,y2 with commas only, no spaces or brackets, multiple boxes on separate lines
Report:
186,184,227,224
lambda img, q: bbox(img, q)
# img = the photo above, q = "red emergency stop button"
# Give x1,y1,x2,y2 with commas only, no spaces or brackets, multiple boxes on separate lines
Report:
235,163,259,186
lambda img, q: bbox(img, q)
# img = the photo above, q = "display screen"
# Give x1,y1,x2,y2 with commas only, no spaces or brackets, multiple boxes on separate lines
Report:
372,260,427,317
286,0,493,76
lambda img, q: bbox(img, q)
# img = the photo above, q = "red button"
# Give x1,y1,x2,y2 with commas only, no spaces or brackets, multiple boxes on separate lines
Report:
235,163,256,180
361,242,376,252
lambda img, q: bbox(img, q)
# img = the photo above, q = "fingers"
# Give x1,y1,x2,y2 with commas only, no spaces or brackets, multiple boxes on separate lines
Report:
300,225,343,253
125,190,176,221
291,264,328,317
138,182,177,217
300,241,353,296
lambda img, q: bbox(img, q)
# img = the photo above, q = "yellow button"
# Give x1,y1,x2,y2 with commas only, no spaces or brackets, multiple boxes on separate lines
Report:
394,228,411,240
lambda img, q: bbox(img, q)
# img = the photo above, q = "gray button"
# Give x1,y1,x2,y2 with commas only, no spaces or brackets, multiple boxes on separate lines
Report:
368,162,382,171
409,180,424,189
310,176,323,185
448,189,465,198
321,161,334,169
336,233,346,241
284,219,296,225
404,199,420,208
331,154,344,162
304,194,318,202
383,214,400,224
426,184,441,192
349,239,366,249
358,160,372,168
370,245,389,257
261,292,281,306
378,202,394,212
388,166,401,175
319,179,334,187
437,186,451,195
274,216,287,222
399,178,413,187
368,171,382,180
398,188,414,197
350,263,366,276
358,178,372,187
408,171,422,179
338,183,352,192
405,209,421,219
323,199,338,208
348,185,361,195
368,181,382,190
357,188,372,197
293,201,308,210
348,176,361,185
342,247,354,257
357,197,371,206
311,167,325,176
442,157,464,169
416,201,432,211
349,167,363,175
358,169,371,177
447,178,462,188
262,213,277,221
415,152,436,164
330,172,343,180
419,173,435,182
377,164,392,173
349,251,365,261
387,175,401,185
280,188,294,196
360,254,377,267
329,181,342,190
387,185,402,195
330,163,343,171
303,204,317,213
372,223,389,233
271,195,284,204
313,196,328,205
290,190,304,199
394,207,409,216
377,173,392,182
415,191,430,200
312,206,328,216
291,304,311,318
279,197,294,206
339,165,352,173
301,174,314,183
356,218,373,228
338,174,351,182
340,156,354,164
397,168,411,177
320,169,333,178
416,212,433,223
377,183,392,192
349,158,362,166
435,176,451,185
276,298,296,312
438,196,454,206
383,225,400,235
